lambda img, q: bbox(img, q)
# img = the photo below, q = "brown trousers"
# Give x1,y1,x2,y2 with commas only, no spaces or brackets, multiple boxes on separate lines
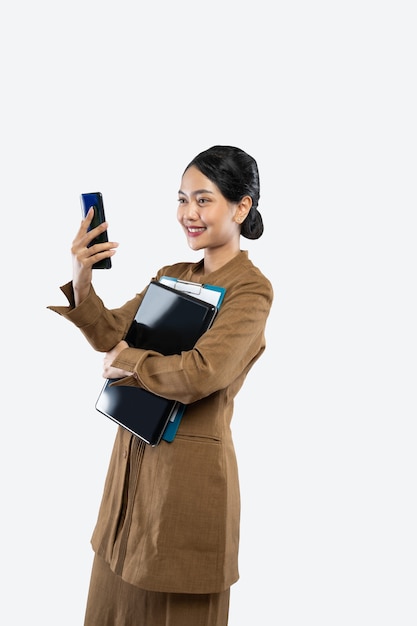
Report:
84,554,231,626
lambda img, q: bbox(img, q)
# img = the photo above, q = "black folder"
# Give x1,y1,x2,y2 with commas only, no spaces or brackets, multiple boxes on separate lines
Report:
95,281,218,446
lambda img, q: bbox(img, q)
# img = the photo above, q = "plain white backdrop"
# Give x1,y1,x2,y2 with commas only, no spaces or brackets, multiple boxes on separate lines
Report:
1,1,416,624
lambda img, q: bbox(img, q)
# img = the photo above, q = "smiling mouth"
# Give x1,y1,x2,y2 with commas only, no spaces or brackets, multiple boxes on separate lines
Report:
187,227,206,234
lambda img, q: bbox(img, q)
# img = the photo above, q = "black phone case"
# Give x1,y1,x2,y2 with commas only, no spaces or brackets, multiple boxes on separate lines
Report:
80,192,111,269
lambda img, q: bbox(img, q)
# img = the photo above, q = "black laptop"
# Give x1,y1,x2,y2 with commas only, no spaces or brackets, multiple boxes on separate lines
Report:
95,281,218,446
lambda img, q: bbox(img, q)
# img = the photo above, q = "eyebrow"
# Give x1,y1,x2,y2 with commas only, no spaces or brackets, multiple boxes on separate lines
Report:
178,188,215,197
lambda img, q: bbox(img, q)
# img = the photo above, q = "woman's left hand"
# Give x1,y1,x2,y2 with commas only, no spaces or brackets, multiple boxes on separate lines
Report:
103,340,133,379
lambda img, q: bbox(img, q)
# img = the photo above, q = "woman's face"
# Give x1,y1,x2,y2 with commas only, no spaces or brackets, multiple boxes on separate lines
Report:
177,166,241,253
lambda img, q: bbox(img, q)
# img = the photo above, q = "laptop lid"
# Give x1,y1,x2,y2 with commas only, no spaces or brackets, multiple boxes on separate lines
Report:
124,280,218,354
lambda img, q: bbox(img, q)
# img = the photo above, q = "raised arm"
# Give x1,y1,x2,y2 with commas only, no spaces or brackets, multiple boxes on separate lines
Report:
71,206,119,306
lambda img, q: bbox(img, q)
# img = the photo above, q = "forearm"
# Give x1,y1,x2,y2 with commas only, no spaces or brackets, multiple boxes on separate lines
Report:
73,279,92,307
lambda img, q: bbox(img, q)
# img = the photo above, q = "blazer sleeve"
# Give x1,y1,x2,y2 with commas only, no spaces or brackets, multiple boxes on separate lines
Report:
111,274,273,405
47,281,144,352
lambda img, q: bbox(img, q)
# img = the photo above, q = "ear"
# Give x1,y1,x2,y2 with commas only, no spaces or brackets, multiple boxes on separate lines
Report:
234,196,252,224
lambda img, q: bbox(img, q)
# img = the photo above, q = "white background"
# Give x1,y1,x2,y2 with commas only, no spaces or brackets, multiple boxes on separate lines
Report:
1,1,416,624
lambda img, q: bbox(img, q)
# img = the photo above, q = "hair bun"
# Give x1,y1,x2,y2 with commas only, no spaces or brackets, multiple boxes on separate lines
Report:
241,208,264,240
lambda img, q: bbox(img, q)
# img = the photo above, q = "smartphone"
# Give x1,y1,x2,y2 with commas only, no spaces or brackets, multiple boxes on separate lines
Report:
80,192,112,269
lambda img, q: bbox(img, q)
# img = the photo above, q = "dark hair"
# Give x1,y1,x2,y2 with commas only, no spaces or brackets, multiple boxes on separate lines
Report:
184,145,264,240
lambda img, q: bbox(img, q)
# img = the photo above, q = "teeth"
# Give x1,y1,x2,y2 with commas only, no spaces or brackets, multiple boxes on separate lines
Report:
188,228,205,233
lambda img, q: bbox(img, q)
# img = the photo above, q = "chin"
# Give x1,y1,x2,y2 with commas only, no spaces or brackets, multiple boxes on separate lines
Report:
188,241,204,252
186,236,205,251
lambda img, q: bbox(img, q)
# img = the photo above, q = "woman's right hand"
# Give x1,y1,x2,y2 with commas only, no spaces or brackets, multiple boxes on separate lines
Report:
71,207,119,306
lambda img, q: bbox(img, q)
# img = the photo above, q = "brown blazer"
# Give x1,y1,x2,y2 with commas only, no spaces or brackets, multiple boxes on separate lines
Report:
49,251,273,594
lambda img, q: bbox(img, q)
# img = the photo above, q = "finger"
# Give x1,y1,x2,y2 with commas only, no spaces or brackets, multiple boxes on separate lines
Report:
72,208,96,247
73,220,115,256
85,222,110,248
78,207,107,242
80,206,95,229
86,240,119,258
80,247,118,271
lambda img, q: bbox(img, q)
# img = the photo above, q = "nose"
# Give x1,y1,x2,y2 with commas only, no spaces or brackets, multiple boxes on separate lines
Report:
180,200,199,222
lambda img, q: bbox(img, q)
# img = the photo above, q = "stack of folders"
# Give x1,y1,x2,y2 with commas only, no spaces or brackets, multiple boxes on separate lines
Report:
95,277,226,446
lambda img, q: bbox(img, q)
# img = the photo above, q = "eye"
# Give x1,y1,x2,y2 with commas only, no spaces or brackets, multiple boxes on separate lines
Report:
177,197,186,204
197,197,209,205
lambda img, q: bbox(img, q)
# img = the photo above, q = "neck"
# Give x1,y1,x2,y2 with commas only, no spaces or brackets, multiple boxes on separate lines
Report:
202,245,241,276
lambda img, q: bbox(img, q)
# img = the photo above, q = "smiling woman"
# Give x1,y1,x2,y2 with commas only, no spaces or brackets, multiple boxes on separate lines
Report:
48,145,273,626
177,167,251,270
177,145,264,275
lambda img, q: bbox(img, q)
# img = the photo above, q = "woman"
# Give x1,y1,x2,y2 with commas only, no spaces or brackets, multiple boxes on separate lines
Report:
49,145,273,626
